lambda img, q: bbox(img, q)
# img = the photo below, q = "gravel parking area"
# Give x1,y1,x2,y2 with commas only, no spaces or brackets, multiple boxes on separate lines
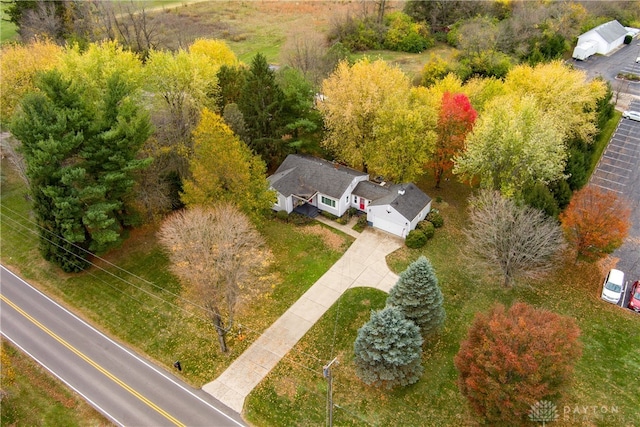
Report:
591,99,640,309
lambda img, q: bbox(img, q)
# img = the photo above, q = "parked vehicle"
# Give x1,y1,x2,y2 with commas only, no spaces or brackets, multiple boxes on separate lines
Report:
601,269,624,304
622,110,640,121
628,281,640,312
572,41,598,60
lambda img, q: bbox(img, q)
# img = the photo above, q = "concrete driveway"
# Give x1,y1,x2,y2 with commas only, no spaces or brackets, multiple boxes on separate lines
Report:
203,227,402,412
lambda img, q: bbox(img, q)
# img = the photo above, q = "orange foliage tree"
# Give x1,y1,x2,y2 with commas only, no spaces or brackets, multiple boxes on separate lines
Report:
454,303,582,426
429,92,477,188
559,186,631,261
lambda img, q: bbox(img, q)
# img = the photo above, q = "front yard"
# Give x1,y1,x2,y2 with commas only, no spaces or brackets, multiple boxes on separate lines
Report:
0,157,353,386
245,176,640,427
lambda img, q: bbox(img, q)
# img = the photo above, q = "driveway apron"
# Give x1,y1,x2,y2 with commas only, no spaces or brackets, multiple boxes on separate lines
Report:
202,228,402,412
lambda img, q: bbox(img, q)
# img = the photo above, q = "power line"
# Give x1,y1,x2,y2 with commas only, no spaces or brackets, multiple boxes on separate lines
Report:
1,207,395,425
1,206,324,366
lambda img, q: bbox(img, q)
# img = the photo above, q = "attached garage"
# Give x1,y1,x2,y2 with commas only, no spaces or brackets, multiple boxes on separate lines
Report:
369,213,407,238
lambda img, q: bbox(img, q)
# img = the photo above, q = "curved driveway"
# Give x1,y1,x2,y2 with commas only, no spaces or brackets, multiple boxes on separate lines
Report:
203,227,402,412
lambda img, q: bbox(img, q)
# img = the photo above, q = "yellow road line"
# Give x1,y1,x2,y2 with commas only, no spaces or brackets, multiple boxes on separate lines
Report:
0,294,185,427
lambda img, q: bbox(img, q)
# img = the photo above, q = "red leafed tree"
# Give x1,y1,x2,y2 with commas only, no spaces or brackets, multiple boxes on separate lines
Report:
559,186,631,262
429,92,477,188
454,303,582,426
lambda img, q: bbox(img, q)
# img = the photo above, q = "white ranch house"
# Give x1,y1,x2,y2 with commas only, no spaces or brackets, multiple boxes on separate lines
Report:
268,154,432,238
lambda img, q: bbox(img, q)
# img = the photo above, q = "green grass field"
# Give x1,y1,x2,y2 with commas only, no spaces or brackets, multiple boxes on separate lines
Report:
0,3,17,43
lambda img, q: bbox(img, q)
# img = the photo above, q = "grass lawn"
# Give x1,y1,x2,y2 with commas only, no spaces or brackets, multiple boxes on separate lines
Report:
0,3,17,43
0,339,108,426
0,157,352,388
245,173,640,427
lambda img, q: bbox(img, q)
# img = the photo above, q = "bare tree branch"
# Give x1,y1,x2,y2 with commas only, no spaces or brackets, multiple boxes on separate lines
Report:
158,204,271,352
463,190,566,287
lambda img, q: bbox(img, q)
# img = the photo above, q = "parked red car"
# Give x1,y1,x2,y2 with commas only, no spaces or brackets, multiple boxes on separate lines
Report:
629,281,640,312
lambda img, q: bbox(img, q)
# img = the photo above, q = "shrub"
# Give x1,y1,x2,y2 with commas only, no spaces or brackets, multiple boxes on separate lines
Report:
420,54,454,86
416,221,435,239
276,210,289,221
357,215,368,228
320,211,339,221
624,34,633,44
425,210,444,228
384,11,434,53
328,14,385,51
336,214,349,225
405,229,427,248
289,212,313,225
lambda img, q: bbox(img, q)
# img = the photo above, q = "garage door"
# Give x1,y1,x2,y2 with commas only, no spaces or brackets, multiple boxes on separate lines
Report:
371,216,406,238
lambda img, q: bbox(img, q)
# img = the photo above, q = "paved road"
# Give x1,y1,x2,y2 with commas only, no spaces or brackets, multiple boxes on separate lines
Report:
0,266,246,427
590,99,640,310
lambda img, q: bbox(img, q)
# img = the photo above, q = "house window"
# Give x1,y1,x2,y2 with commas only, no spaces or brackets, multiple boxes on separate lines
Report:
321,196,336,208
354,196,358,203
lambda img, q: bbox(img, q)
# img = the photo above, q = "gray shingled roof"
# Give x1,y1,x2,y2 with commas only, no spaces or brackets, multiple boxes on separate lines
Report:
353,180,391,201
593,20,627,44
369,183,431,221
268,154,367,199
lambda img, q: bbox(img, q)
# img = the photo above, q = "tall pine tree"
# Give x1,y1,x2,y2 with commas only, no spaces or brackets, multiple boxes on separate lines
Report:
353,306,423,389
386,256,445,336
238,53,286,168
10,70,151,271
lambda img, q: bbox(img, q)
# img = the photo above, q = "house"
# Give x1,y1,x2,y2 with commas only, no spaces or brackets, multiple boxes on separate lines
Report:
268,154,432,238
573,20,628,59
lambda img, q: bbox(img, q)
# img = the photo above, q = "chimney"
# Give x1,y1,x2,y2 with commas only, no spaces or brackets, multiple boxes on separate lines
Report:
398,187,405,196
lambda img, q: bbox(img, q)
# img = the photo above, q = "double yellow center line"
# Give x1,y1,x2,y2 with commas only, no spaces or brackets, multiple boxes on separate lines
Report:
1,294,185,427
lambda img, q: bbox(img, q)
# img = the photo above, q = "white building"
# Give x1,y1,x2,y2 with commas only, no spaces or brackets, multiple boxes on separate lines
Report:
268,155,432,238
573,20,628,59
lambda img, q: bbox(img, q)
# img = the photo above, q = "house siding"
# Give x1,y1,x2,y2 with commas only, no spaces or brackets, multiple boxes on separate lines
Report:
576,20,627,55
409,201,432,230
368,205,411,238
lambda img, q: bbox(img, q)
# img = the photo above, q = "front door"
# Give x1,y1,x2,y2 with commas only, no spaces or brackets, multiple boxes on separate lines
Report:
360,199,365,210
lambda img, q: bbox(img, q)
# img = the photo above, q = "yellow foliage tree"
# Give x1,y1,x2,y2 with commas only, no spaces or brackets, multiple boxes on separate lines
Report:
189,38,238,67
503,61,606,143
181,108,274,218
454,94,566,197
319,58,413,173
58,40,144,105
0,39,62,124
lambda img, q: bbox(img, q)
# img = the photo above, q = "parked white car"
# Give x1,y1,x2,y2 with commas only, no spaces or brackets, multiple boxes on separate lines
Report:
601,269,624,304
622,110,640,121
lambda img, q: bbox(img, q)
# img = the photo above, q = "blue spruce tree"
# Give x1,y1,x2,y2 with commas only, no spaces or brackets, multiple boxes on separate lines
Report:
353,306,423,389
387,256,445,336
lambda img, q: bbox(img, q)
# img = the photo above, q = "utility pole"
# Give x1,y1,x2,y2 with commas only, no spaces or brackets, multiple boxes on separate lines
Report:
323,357,338,427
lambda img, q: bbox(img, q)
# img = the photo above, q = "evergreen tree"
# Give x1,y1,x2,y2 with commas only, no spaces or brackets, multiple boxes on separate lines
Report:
353,306,423,389
386,256,445,336
238,53,286,166
216,64,247,110
10,70,151,271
